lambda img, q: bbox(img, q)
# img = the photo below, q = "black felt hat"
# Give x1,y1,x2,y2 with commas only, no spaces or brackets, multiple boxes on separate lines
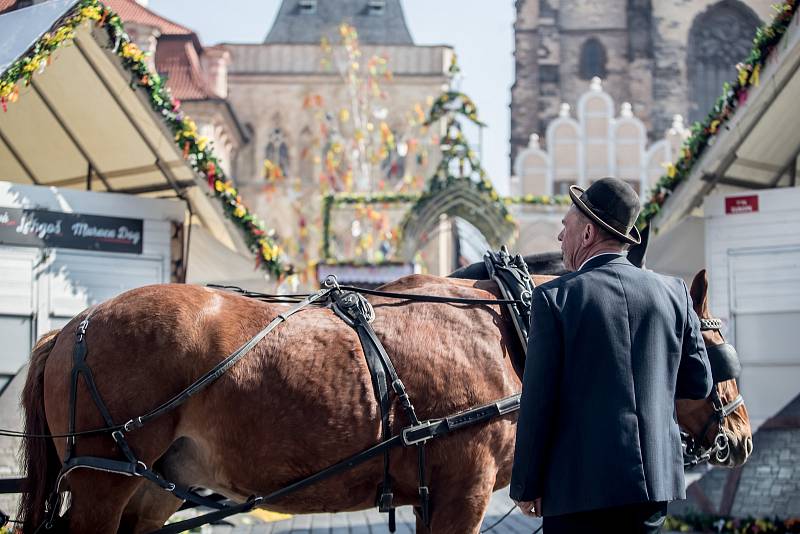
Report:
568,178,642,245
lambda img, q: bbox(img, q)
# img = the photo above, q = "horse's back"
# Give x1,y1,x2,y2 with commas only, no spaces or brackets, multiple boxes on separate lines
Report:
43,279,521,512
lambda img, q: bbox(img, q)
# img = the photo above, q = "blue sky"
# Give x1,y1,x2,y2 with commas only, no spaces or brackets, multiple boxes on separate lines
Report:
148,0,516,194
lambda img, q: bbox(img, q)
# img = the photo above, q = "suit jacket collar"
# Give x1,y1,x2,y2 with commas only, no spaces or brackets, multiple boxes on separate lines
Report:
578,253,627,272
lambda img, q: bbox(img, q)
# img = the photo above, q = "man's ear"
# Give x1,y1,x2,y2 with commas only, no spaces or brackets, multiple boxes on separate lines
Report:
582,222,592,243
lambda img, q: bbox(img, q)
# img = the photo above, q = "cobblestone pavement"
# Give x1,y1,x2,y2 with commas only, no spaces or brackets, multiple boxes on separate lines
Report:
190,490,542,533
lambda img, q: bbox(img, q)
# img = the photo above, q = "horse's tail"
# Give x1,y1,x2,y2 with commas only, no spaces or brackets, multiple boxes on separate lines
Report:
18,329,62,533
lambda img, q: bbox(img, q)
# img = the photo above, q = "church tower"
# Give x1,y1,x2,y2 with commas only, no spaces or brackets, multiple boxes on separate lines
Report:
510,0,771,172
264,0,414,45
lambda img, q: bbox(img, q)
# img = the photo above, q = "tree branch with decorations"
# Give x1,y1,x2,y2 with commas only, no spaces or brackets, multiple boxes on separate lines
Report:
638,0,798,228
265,23,440,276
0,0,286,277
321,56,570,265
308,23,438,194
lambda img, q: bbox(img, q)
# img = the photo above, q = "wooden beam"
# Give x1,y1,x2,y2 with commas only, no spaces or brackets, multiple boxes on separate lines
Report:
113,180,196,195
0,124,41,184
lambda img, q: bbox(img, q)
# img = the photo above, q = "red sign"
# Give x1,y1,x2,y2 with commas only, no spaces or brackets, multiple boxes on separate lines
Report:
725,195,759,215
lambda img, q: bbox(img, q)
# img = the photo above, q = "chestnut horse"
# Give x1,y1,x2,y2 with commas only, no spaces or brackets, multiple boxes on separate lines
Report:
19,270,750,533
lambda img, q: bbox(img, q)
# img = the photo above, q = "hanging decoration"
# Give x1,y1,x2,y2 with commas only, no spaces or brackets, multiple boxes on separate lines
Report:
639,0,797,227
283,23,440,272
321,56,573,264
0,0,286,276
309,23,437,195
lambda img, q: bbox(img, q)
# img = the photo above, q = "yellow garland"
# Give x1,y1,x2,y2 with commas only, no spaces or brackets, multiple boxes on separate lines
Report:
750,63,761,86
0,0,285,273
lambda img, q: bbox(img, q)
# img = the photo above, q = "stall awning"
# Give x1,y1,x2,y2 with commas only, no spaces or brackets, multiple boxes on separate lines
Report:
0,0,196,194
0,0,253,258
652,10,800,234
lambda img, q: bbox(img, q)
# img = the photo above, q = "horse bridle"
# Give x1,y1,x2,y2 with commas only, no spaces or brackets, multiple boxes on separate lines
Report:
681,317,745,468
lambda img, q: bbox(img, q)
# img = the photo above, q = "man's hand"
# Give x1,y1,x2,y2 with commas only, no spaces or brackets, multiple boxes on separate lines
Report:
513,497,542,518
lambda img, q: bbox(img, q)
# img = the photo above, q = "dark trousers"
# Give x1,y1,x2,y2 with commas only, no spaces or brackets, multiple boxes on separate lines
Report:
543,501,668,534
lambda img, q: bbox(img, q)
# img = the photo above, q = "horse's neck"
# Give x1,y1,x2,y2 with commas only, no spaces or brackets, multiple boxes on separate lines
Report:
531,274,557,286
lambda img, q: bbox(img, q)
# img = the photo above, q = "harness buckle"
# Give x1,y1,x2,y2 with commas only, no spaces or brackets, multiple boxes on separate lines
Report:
134,460,148,476
378,491,394,513
323,275,340,290
402,421,435,446
123,417,144,433
111,430,125,444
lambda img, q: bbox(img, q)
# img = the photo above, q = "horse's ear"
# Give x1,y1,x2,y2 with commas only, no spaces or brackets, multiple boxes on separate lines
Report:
689,269,710,317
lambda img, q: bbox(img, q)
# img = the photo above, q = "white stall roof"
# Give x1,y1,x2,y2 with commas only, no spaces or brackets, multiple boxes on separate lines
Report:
0,2,195,194
0,0,254,261
652,9,800,234
0,0,77,72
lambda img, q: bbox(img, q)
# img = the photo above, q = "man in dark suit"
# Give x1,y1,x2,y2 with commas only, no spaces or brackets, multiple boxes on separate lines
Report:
510,178,713,533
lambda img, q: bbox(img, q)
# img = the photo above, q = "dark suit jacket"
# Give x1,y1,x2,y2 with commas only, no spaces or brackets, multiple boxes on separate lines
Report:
509,254,713,516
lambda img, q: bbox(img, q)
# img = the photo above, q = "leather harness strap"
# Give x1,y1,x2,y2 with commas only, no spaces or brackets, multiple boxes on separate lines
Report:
330,288,425,531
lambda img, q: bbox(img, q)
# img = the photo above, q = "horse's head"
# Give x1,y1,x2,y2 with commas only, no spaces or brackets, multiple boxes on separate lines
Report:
676,269,753,468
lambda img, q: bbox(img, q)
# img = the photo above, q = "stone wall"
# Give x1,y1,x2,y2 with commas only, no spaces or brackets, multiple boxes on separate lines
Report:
510,0,776,170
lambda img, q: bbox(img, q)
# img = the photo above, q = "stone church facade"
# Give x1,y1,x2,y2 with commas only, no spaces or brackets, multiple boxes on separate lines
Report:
222,0,453,281
510,0,776,168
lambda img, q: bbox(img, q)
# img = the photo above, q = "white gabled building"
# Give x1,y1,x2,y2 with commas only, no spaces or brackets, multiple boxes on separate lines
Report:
648,8,800,430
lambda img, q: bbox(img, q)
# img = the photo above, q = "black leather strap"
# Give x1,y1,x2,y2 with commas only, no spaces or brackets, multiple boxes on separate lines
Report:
331,290,398,527
707,342,742,382
124,289,331,433
483,247,534,377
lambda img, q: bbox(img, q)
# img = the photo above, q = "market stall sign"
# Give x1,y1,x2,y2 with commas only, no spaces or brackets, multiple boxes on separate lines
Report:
725,195,759,215
0,207,143,254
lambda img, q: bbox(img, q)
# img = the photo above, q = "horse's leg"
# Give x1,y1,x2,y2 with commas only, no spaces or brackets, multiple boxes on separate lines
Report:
118,481,183,534
65,471,144,533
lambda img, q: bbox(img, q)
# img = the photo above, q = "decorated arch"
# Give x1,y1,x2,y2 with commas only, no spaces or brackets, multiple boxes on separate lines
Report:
320,60,569,277
398,179,515,261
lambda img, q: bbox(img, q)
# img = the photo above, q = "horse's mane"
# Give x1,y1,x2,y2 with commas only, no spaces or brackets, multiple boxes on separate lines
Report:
448,251,567,280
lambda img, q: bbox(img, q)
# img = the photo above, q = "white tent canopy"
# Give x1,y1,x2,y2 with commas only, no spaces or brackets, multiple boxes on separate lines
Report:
0,0,266,286
0,0,196,195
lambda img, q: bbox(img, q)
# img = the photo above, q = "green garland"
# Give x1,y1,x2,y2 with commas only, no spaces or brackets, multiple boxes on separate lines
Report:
322,192,420,260
503,194,571,206
425,90,486,128
0,0,285,276
320,191,571,262
406,67,513,235
639,0,798,228
665,514,800,533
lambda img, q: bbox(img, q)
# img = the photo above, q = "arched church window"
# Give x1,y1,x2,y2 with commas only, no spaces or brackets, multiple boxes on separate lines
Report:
688,1,760,123
579,38,607,80
265,128,290,178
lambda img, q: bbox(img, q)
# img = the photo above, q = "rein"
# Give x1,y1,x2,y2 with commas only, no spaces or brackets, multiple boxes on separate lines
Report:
207,283,528,307
681,318,745,468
